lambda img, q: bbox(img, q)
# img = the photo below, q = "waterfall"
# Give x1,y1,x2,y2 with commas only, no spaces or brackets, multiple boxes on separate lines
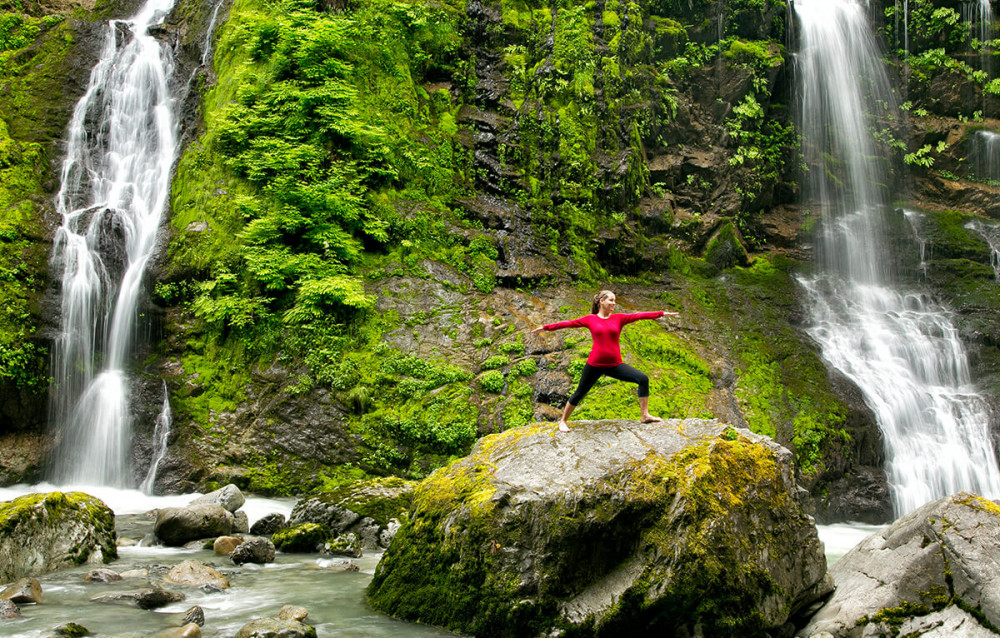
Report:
48,0,178,487
969,129,1000,182
966,219,1000,280
794,0,1000,517
140,382,172,494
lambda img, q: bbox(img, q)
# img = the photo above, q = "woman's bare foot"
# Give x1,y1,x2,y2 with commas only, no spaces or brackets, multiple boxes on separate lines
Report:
640,415,663,424
558,420,571,432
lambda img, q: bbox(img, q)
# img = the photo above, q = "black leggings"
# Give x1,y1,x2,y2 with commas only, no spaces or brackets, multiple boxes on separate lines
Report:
568,363,650,406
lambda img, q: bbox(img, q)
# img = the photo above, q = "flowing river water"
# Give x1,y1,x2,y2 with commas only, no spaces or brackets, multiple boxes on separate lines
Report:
0,486,455,637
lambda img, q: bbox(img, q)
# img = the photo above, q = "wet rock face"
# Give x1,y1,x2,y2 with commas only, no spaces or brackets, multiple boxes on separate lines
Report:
229,537,275,565
367,419,830,637
0,491,117,582
801,492,1000,637
289,477,415,551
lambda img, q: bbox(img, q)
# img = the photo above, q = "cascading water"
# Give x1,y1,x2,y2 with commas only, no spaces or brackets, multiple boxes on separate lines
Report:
139,382,172,493
794,0,1000,517
966,219,1000,280
49,0,178,487
966,0,995,78
969,129,1000,182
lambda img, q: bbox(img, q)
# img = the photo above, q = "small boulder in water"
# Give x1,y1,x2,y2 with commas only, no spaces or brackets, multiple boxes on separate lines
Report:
235,617,316,638
233,510,249,534
154,504,235,546
0,599,19,619
119,568,148,579
322,533,361,558
230,537,275,565
164,560,230,590
249,512,286,536
182,605,205,626
315,559,359,573
91,587,185,609
152,623,201,638
53,622,89,636
0,577,43,603
189,484,245,513
278,605,309,622
213,536,243,555
84,568,122,583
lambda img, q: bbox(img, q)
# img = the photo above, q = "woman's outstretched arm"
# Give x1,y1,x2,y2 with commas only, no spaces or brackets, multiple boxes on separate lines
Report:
530,317,588,333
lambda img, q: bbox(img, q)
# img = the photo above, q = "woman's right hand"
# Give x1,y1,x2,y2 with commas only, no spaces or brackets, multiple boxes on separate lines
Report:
530,326,544,333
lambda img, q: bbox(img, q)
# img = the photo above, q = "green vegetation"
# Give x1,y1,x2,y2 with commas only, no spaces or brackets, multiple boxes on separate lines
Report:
0,12,72,391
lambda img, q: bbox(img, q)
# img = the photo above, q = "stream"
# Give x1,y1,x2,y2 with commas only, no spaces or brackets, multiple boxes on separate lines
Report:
0,485,455,637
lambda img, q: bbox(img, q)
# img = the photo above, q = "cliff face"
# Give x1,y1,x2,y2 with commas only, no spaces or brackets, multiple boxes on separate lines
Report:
1,0,999,522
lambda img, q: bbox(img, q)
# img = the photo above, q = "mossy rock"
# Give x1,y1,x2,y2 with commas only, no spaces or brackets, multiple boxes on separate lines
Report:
272,523,331,553
367,420,829,637
704,221,750,272
310,477,416,526
0,492,117,582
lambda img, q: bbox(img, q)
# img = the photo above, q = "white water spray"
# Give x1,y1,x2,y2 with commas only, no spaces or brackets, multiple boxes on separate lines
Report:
795,0,1000,517
49,0,178,487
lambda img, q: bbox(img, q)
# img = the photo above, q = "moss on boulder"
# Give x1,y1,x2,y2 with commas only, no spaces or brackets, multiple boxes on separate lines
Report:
272,523,330,553
367,419,829,637
0,491,117,581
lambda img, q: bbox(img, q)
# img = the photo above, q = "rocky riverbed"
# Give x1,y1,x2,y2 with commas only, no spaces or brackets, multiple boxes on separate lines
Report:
0,486,451,638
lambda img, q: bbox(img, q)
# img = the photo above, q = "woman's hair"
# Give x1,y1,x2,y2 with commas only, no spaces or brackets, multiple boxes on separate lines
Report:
591,290,614,314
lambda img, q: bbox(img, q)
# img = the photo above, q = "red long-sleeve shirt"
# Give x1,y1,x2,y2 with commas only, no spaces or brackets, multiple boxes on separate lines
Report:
543,311,665,367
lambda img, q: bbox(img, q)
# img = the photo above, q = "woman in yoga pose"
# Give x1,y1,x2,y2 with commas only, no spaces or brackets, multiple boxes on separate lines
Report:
531,290,678,432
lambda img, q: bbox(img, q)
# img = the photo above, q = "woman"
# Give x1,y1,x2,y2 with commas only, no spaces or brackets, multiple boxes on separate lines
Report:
531,290,678,432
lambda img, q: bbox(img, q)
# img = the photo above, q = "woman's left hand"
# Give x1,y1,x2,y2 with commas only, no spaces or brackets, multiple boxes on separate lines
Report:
663,311,679,316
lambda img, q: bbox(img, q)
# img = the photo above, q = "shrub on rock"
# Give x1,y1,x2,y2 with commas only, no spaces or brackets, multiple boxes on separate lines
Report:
0,492,117,582
367,419,829,637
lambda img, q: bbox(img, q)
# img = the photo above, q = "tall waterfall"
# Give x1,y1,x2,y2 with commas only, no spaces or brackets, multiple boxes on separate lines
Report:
49,0,178,487
794,0,1000,516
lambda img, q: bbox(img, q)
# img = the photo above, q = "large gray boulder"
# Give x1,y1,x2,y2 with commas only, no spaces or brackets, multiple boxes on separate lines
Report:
154,504,235,546
800,492,1000,637
368,419,830,637
0,492,117,582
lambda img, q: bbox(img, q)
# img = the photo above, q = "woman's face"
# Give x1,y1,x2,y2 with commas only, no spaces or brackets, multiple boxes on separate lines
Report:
600,293,616,314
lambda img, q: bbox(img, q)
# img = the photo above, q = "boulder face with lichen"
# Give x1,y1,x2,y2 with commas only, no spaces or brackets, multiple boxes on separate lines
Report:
800,492,1000,638
366,419,831,637
0,492,117,582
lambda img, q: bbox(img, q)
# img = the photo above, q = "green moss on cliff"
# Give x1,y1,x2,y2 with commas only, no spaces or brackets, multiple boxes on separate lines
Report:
0,15,74,391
